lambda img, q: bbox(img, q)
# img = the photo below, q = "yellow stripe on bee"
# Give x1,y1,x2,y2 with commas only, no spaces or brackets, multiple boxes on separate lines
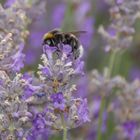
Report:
43,33,54,39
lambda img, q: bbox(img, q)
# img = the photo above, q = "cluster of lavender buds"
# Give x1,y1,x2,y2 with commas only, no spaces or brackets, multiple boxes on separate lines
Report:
26,44,90,139
98,0,140,52
0,0,46,73
0,1,90,140
2,0,140,139
87,0,140,140
0,71,32,140
0,1,29,72
108,79,140,140
0,1,45,139
2,0,46,69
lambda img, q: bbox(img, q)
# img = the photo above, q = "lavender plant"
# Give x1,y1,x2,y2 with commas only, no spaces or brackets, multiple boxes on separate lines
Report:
0,71,32,140
0,1,90,140
1,0,140,139
0,0,45,139
0,1,29,72
26,44,90,139
91,0,140,140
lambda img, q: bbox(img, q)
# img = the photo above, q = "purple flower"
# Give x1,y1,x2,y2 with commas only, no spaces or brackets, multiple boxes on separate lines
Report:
4,0,16,8
40,67,52,77
52,3,66,27
99,0,140,51
25,50,39,65
80,18,94,49
0,72,32,139
108,27,117,37
35,42,90,132
129,67,140,80
116,0,124,4
122,121,137,140
75,1,91,22
76,76,89,98
75,0,94,51
92,96,101,118
27,113,48,140
75,60,85,75
50,92,66,111
33,113,47,130
77,98,90,123
11,43,25,72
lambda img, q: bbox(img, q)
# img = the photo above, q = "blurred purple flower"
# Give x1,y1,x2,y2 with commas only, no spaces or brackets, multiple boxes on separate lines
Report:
75,1,91,22
75,0,94,51
108,27,117,37
129,67,140,80
97,0,109,11
116,0,124,4
76,76,89,98
77,98,90,123
80,18,94,49
52,3,66,28
25,50,39,65
99,0,140,52
92,96,101,118
122,121,137,140
29,30,46,47
86,129,96,140
4,0,16,8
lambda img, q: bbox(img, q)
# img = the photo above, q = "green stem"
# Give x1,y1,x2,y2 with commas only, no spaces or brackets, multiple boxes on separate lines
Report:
61,115,67,140
107,50,118,78
63,126,67,140
62,1,75,31
97,49,118,140
96,97,106,140
113,51,124,75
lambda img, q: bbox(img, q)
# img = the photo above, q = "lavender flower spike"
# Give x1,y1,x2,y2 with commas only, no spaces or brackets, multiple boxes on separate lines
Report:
0,2,30,72
0,71,32,140
31,44,90,139
98,0,140,52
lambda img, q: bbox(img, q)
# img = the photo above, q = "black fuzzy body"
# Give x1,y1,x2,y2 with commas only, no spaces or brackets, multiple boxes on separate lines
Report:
43,29,82,59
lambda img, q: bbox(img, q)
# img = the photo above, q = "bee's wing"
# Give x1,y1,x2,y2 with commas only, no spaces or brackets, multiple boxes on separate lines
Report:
62,31,87,37
50,28,62,34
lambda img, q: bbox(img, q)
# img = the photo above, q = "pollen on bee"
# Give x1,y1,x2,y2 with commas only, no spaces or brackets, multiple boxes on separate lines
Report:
43,32,54,39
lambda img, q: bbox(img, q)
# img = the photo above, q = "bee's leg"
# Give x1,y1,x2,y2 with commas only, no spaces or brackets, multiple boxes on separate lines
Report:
55,44,62,52
70,39,78,52
70,44,79,59
54,34,63,51
53,45,62,59
73,49,80,59
55,45,60,51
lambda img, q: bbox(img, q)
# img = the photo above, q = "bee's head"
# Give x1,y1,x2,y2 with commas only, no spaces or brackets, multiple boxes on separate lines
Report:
42,32,55,46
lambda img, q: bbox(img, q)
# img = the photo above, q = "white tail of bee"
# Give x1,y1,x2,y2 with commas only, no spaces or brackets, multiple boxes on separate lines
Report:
79,44,84,58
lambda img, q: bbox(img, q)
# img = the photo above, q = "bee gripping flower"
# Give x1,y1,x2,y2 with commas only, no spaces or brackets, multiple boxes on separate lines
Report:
32,43,90,132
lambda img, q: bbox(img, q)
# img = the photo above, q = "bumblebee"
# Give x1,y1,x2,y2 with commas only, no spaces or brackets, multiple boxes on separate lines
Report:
42,29,86,59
